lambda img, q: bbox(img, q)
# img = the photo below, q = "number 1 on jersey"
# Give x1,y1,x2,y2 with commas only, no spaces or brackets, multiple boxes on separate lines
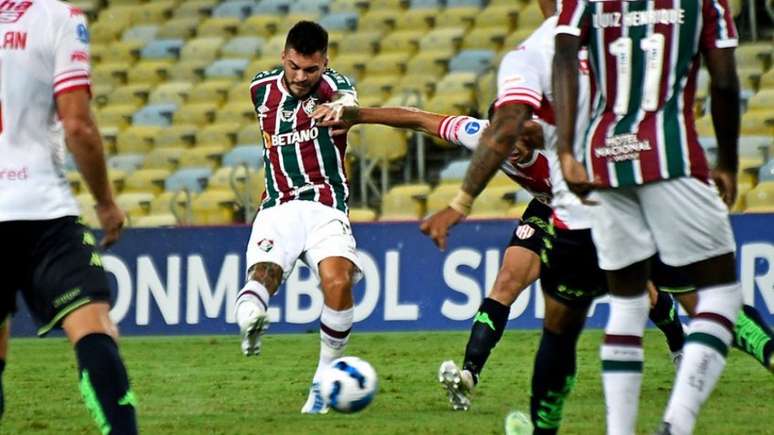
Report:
609,33,666,115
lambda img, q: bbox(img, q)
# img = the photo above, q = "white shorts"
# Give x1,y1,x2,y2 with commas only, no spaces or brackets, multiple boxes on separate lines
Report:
588,177,736,271
245,201,362,283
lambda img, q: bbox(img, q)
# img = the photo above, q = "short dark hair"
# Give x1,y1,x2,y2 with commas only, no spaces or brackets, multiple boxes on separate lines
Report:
285,21,328,55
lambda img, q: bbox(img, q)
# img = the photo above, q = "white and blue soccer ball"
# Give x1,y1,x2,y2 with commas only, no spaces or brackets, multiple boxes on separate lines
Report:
318,356,378,413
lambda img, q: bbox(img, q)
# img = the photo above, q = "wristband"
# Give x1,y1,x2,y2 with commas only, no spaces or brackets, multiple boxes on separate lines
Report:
449,190,474,216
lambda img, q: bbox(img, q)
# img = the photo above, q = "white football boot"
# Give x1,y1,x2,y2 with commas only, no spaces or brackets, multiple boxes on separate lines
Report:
438,360,475,411
235,299,269,356
300,382,329,414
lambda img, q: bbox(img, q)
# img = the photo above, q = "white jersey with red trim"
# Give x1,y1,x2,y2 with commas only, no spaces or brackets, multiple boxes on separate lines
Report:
0,0,91,221
438,115,553,205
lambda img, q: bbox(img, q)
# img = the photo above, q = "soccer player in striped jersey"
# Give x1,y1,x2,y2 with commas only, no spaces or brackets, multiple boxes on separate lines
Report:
233,21,362,414
554,1,743,434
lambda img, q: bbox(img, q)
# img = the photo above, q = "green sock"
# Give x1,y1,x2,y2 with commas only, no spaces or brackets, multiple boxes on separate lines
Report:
733,305,774,369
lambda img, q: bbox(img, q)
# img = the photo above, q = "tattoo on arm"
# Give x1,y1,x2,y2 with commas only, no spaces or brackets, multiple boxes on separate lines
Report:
249,262,284,294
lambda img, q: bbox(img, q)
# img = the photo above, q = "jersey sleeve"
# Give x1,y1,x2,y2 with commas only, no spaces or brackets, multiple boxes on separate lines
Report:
556,0,590,41
495,49,545,111
52,8,91,98
700,0,739,50
322,68,357,97
437,116,489,151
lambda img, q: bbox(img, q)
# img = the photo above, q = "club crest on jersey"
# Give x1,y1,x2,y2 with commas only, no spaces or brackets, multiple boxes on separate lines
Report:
302,97,317,116
257,238,274,252
0,1,32,23
76,23,89,43
515,224,535,240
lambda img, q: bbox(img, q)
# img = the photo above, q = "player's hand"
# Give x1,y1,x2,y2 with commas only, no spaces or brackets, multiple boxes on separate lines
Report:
95,201,125,248
559,152,599,204
311,104,343,123
420,207,465,251
318,118,352,136
712,167,737,208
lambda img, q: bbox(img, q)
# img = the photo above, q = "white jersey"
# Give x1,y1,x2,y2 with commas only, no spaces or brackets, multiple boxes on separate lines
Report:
0,0,91,221
496,16,594,230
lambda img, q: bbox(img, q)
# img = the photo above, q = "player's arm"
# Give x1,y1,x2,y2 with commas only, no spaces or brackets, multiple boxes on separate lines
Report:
57,89,124,246
343,106,445,137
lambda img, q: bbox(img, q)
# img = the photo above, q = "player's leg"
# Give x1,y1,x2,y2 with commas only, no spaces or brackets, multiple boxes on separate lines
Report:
647,283,686,365
235,262,284,356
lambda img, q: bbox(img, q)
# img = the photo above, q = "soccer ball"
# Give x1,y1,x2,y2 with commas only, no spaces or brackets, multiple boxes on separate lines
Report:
318,356,378,413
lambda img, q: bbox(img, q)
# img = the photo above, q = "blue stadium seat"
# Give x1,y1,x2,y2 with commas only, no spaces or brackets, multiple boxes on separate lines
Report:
165,167,213,193
447,0,483,7
141,39,184,60
449,49,496,74
759,160,774,182
319,12,358,30
108,154,145,173
221,36,264,58
122,25,159,44
213,0,259,18
252,0,292,15
223,145,263,168
132,104,178,127
440,160,469,182
290,0,331,14
409,0,442,8
740,136,773,158
64,152,78,171
204,59,251,79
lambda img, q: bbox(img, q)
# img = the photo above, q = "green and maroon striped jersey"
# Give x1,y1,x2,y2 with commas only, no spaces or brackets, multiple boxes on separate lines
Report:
557,0,738,188
249,67,356,213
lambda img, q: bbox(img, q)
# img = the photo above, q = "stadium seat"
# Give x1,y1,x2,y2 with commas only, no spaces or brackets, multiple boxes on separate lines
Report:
735,43,772,72
173,103,217,126
93,84,114,108
205,59,251,80
355,76,396,102
504,28,536,51
122,25,159,44
168,61,210,83
143,147,185,170
741,111,774,136
150,191,192,216
426,183,461,214
440,160,469,183
394,9,435,32
190,190,238,225
155,125,198,148
227,82,251,102
108,154,145,173
238,15,282,38
223,145,263,168
759,160,774,182
468,185,518,219
261,35,288,59
93,63,129,87
435,72,476,104
165,167,213,193
277,13,322,34
221,36,265,59
447,0,484,6
106,84,151,108
101,41,143,64
174,0,220,18
363,52,411,78
95,104,136,130
108,169,128,193
187,80,233,105
215,102,256,124
127,60,174,85
424,93,471,117
331,54,367,81
348,207,377,222
149,82,194,106
336,31,382,55
253,0,293,15
290,0,332,14
67,171,84,194
391,74,435,103
435,7,477,30
91,18,131,44
115,126,161,154
358,9,402,33
213,0,259,18
747,89,774,113
329,0,368,13
380,184,431,220
132,1,175,24
124,169,171,194
178,146,228,170
449,49,495,74
462,27,509,51
745,182,774,212
90,42,109,64
156,17,201,39
319,12,359,31
406,52,452,79
475,5,520,30
198,17,241,37
131,104,177,127
517,3,545,30
245,58,283,79
237,125,263,146
196,122,242,147
181,37,225,62
419,28,465,53
132,214,178,227
209,165,265,202
75,194,100,228
369,0,405,10
760,68,774,90
116,192,154,218
349,124,408,162
380,30,424,55
140,39,185,60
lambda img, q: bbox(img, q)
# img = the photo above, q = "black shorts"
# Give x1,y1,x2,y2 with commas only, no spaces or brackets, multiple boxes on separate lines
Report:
507,199,553,255
540,226,608,308
650,256,696,294
0,216,112,336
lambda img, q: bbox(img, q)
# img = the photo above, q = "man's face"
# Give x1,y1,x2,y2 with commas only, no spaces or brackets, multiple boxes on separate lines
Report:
509,120,545,164
281,48,327,98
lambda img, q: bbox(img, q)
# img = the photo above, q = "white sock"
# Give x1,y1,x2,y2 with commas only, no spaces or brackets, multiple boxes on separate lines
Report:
313,305,353,382
235,281,270,327
663,282,741,435
601,293,649,435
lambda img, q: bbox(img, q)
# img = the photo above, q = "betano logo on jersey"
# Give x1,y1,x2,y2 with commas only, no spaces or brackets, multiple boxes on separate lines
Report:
595,134,652,162
0,1,31,24
263,126,320,148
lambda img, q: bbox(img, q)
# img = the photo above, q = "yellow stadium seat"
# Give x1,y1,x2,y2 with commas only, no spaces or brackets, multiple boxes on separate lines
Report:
107,0,144,6
745,181,774,212
474,5,520,30
93,63,129,87
67,171,84,194
517,3,545,30
469,185,518,219
150,191,191,216
261,35,287,59
503,28,535,52
747,89,774,112
735,43,772,71
426,183,460,214
132,214,178,227
406,52,451,79
101,41,143,64
93,84,114,108
91,19,132,44
419,28,465,53
75,193,100,228
143,147,184,170
215,102,255,124
198,17,240,37
196,122,242,147
95,104,136,130
363,52,411,78
349,208,377,222
124,169,171,194
167,61,210,83
188,80,234,105
174,0,219,18
330,54,366,82
238,15,282,38
435,73,476,105
127,60,173,86
737,66,762,92
210,166,265,204
380,30,423,55
424,92,472,117
173,103,217,126
245,58,282,80
394,9,434,32
489,171,518,188
116,192,154,218
191,190,237,225
157,17,201,39
149,81,193,106
358,10,402,33
329,0,368,13
277,13,321,35
336,31,382,55
380,184,431,220
181,37,225,62
106,84,151,108
115,126,161,154
226,82,249,102
355,76,396,102
394,73,436,99
178,146,227,169
155,124,198,148
130,1,175,24
237,125,262,145
349,124,408,162
369,0,405,10
90,42,109,64
760,68,774,90
435,7,477,30
732,180,754,212
507,202,529,218
741,111,774,136
463,27,509,51
694,115,714,137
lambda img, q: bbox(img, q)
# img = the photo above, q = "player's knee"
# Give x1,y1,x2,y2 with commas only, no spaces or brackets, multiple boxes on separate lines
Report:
62,301,118,345
321,275,353,295
489,271,527,305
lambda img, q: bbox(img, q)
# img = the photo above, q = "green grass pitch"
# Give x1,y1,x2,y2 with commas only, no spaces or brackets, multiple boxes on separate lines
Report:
5,330,773,434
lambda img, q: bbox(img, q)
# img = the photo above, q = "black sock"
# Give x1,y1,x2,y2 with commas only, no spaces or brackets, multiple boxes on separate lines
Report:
462,298,510,383
0,358,5,418
648,291,685,352
75,333,137,435
734,305,774,368
530,327,581,435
